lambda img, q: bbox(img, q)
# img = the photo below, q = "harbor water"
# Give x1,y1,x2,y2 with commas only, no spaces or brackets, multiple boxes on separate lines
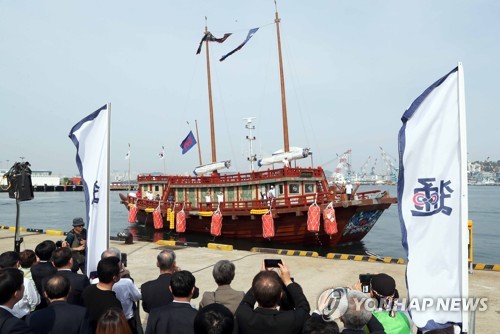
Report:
0,185,498,264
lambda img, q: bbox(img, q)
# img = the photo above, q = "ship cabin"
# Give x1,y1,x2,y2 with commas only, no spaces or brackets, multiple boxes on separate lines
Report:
133,166,332,215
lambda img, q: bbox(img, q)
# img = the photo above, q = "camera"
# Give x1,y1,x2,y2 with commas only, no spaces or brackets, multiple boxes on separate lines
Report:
264,259,282,268
55,240,63,248
359,274,372,293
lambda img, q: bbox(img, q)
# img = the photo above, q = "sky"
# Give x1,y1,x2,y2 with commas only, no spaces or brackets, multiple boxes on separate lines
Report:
1,0,499,178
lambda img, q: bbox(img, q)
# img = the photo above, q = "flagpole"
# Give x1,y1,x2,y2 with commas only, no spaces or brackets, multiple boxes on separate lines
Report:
458,62,469,332
163,153,166,175
195,119,202,165
106,103,111,250
128,143,131,192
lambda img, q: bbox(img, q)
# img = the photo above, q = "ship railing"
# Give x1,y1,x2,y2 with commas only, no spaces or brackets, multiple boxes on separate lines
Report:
137,167,325,186
133,191,331,213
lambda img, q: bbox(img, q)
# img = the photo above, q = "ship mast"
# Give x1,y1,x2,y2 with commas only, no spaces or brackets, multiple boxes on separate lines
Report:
204,18,217,163
274,0,290,153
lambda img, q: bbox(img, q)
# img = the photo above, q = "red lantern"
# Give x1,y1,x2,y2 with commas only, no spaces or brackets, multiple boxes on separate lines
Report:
176,210,186,233
307,204,321,232
211,211,223,236
323,204,338,236
128,205,137,223
262,211,275,238
153,209,163,229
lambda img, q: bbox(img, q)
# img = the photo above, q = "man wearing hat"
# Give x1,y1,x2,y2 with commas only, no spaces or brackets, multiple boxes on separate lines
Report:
369,273,411,334
64,217,87,274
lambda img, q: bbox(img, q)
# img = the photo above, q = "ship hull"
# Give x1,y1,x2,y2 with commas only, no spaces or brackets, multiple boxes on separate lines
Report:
121,179,396,246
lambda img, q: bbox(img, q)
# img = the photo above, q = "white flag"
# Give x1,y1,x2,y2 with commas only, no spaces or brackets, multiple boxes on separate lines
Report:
159,146,165,159
125,144,130,160
69,104,110,277
398,65,468,331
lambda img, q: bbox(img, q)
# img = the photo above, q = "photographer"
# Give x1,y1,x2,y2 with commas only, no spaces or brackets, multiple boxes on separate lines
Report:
367,273,411,334
235,259,310,334
64,218,87,274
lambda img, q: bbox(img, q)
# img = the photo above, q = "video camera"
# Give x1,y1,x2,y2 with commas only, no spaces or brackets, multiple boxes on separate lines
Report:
3,162,34,201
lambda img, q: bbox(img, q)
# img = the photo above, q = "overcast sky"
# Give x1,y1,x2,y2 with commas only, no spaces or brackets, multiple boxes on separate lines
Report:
1,0,498,178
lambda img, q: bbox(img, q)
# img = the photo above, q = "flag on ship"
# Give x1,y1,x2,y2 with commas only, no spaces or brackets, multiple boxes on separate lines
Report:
196,32,232,55
220,28,259,62
159,146,165,159
398,64,468,332
180,131,197,154
69,104,110,277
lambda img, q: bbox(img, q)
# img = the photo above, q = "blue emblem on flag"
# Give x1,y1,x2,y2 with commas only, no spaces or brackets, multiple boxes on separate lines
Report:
411,178,453,216
180,131,197,154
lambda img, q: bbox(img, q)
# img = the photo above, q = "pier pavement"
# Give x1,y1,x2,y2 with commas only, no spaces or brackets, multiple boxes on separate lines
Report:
0,229,497,333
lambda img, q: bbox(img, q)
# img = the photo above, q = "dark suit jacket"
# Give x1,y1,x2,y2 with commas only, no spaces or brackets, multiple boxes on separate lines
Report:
26,300,92,334
30,261,57,310
31,262,57,294
145,302,197,334
44,270,90,306
141,273,173,313
0,307,33,334
235,282,310,334
141,273,199,313
199,284,245,314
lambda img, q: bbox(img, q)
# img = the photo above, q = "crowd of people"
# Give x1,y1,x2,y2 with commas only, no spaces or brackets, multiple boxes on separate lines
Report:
0,222,458,334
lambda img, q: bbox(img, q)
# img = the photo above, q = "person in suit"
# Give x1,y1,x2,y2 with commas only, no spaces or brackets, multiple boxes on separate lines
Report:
199,260,244,314
141,250,199,314
235,259,310,334
82,257,123,331
0,268,33,334
26,274,92,334
0,251,40,318
31,240,57,310
145,270,198,334
46,247,90,306
194,303,234,334
141,249,177,313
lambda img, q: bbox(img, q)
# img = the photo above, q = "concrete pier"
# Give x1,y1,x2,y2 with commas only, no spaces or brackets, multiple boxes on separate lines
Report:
0,229,497,333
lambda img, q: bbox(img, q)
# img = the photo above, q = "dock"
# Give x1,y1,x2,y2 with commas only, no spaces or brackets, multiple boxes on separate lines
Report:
0,229,497,333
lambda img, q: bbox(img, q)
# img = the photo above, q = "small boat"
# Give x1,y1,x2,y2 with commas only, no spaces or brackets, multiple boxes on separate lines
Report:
120,3,397,246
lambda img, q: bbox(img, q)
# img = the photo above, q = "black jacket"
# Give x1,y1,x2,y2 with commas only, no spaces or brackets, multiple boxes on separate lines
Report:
26,300,91,334
235,282,311,334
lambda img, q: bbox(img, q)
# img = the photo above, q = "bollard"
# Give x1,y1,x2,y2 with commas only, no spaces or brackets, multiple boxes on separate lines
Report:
117,230,134,245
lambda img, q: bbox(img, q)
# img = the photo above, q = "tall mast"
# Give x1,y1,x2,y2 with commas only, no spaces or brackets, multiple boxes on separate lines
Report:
204,18,217,163
274,0,289,152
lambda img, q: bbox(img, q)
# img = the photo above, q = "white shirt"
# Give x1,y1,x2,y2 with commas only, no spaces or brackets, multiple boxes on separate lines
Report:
217,193,224,203
12,277,40,318
112,278,141,319
345,183,353,194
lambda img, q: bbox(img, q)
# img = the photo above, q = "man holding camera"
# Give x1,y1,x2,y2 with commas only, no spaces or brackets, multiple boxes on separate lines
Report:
64,217,87,274
235,259,310,334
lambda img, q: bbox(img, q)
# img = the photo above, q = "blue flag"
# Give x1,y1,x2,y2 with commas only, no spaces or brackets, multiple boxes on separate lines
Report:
180,131,197,154
220,28,259,62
